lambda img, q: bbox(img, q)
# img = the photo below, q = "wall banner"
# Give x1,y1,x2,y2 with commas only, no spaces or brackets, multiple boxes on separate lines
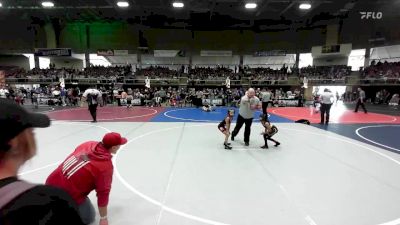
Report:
34,48,72,57
200,50,232,57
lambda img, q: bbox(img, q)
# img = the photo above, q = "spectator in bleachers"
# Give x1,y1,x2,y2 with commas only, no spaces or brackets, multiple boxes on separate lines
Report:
136,66,179,79
188,66,236,80
0,87,9,99
362,61,400,84
244,67,288,81
298,65,351,80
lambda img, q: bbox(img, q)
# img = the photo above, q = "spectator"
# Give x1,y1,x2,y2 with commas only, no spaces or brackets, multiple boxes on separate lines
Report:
0,99,84,225
0,87,9,99
260,88,272,114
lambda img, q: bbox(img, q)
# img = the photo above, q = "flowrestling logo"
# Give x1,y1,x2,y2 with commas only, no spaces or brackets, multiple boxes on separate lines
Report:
360,12,383,19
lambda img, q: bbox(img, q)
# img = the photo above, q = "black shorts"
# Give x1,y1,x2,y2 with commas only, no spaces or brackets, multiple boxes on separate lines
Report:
218,126,227,133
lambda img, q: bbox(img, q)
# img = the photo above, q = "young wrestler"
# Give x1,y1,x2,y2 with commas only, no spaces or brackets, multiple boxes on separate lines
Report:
202,104,212,112
202,103,215,112
259,114,280,149
218,109,235,150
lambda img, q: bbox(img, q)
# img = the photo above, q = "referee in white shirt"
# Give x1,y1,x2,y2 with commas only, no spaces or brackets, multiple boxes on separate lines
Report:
231,88,261,146
354,87,367,113
82,87,102,123
260,88,272,115
320,88,334,124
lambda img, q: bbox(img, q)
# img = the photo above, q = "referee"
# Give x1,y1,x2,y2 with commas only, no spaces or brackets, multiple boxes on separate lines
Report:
260,88,272,115
354,87,368,113
82,87,102,123
320,88,334,125
231,88,261,146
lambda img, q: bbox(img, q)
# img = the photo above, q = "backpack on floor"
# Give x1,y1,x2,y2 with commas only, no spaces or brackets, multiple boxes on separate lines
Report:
295,119,310,125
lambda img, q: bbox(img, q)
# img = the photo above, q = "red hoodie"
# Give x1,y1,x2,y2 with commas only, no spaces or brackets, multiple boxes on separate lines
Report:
46,141,113,207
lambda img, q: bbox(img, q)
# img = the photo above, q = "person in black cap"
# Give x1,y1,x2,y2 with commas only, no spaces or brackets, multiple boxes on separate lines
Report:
0,99,84,225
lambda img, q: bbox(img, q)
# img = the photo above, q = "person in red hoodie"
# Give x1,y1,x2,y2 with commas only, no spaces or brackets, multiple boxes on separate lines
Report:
46,132,127,225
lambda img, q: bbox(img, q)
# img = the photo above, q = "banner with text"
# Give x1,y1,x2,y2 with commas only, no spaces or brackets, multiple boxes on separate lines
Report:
154,50,179,57
253,50,287,57
114,50,129,56
97,49,115,56
34,48,72,57
202,98,223,106
120,98,141,106
97,50,129,56
200,50,232,57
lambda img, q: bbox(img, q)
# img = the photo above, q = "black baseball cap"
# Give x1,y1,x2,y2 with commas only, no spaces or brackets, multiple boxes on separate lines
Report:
0,99,50,148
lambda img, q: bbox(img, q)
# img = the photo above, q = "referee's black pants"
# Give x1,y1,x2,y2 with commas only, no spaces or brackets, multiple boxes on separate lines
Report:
320,103,332,124
232,114,253,143
354,98,367,113
262,101,269,115
88,104,98,122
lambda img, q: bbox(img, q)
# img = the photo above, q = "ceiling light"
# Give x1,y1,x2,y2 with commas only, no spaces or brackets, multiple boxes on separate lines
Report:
42,1,54,7
299,3,311,10
0,2,2,7
117,1,129,7
172,2,184,8
245,3,257,9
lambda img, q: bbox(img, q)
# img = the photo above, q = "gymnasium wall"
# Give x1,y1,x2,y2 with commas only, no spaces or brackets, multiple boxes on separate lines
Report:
192,55,240,66
0,55,30,71
59,22,139,52
0,18,326,55
313,57,349,66
143,29,192,50
141,55,190,67
0,21,36,51
50,57,84,70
